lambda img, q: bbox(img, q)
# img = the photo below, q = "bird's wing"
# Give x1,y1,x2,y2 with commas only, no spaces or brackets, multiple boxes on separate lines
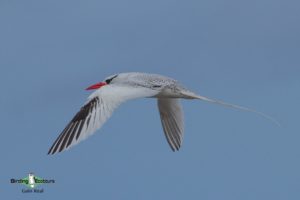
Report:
157,98,184,151
48,96,119,155
48,85,158,155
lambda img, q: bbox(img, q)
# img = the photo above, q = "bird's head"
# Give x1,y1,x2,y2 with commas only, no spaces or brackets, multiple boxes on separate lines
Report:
86,74,119,90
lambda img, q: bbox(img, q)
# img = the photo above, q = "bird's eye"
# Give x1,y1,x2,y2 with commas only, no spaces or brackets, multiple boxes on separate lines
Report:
105,79,112,84
105,75,118,84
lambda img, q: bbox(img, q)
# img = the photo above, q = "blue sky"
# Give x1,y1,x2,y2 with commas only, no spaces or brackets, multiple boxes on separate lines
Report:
1,0,299,199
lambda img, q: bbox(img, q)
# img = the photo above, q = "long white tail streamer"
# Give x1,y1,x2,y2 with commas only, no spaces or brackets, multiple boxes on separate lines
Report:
185,92,281,126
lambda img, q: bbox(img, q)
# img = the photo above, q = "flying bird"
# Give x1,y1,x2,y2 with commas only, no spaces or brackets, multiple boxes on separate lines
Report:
48,72,278,154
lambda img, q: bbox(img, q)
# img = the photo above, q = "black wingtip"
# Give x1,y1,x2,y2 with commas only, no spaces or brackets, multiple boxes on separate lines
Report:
47,149,53,155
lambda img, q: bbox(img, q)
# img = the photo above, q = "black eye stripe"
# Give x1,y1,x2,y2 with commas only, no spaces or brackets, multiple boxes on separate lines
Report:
105,75,118,84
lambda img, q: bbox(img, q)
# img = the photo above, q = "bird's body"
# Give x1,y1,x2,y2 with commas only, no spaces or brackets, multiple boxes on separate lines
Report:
48,72,278,155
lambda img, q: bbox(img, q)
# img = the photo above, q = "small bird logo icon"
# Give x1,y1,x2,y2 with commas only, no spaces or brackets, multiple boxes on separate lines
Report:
28,173,36,188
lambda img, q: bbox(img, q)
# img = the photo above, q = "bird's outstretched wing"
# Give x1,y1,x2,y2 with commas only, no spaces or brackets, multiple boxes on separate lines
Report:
157,98,184,151
48,96,119,155
48,85,159,155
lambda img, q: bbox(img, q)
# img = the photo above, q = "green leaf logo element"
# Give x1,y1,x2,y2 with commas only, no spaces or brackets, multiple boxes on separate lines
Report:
21,174,44,189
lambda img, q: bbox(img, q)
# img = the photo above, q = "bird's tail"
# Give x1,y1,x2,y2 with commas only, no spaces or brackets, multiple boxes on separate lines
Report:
181,91,280,126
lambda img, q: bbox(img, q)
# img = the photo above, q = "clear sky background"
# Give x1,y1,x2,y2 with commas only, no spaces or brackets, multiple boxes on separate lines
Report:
1,0,299,199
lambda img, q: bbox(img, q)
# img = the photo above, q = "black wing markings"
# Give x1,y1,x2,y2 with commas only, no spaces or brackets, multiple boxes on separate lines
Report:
48,97,99,155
